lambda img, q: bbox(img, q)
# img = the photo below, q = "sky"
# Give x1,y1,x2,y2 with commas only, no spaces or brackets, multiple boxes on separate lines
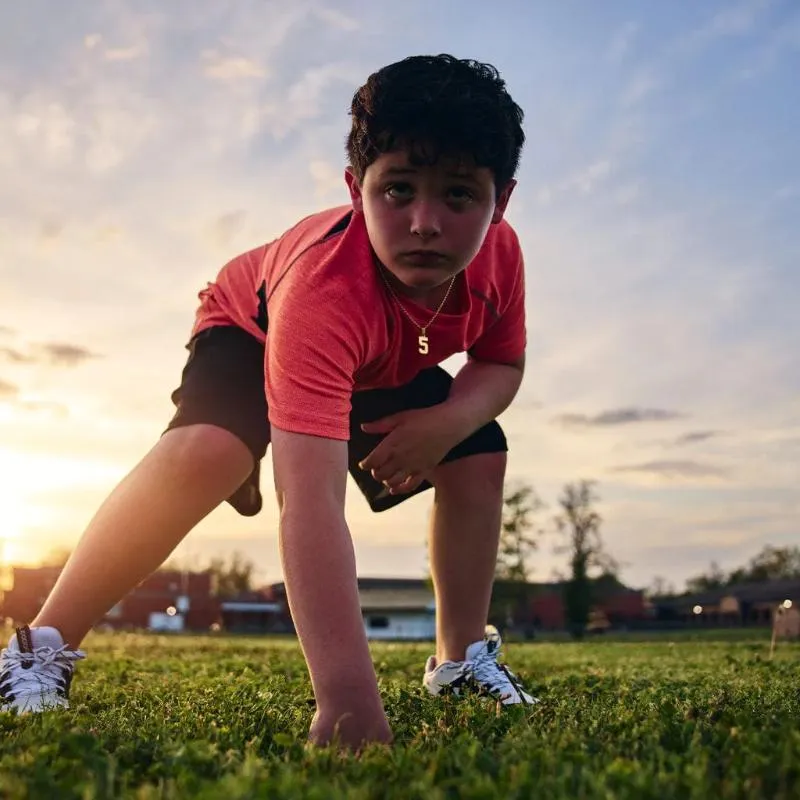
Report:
0,0,798,592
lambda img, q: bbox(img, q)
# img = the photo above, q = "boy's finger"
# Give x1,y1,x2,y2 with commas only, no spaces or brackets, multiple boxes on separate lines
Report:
371,460,402,481
382,469,409,491
361,413,402,434
358,444,387,471
392,474,424,494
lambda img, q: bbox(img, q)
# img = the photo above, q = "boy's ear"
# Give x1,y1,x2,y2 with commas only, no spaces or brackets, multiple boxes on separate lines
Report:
344,167,363,213
491,180,517,224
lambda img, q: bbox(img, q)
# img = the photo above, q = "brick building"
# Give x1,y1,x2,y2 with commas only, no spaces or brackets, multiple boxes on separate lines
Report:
1,566,220,632
0,566,64,625
2,568,655,637
651,579,800,627
522,582,649,632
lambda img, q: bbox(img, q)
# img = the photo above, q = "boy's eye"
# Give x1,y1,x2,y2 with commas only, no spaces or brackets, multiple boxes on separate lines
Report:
448,186,475,203
385,183,414,199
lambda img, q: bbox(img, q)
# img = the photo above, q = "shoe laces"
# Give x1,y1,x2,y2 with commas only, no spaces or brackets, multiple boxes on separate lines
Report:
1,644,85,698
466,644,528,702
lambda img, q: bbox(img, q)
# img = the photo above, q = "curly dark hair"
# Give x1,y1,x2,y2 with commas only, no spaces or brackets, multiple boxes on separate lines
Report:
347,54,525,192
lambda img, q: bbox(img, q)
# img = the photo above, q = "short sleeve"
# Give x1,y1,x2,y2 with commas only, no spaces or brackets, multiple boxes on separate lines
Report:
265,282,365,440
468,252,527,363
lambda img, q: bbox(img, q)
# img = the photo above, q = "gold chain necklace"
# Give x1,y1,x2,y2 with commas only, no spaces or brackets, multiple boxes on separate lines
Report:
378,267,456,355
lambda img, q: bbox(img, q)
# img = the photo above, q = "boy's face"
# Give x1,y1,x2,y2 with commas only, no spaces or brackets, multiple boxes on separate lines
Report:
345,149,515,299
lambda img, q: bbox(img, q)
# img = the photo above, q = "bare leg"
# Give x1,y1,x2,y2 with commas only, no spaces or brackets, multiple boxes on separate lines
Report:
428,452,506,663
33,425,254,648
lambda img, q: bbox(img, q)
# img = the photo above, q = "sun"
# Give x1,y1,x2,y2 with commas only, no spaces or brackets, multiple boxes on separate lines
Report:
0,448,49,566
0,487,36,565
1,537,34,565
0,445,121,568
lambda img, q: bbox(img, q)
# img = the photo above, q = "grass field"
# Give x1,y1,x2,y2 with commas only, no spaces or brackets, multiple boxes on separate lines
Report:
1,630,798,799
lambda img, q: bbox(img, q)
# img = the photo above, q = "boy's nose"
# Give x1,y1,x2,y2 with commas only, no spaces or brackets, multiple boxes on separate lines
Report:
409,201,442,240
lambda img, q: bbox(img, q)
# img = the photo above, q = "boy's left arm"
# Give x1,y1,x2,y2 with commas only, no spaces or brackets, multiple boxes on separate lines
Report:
442,351,525,441
441,241,527,438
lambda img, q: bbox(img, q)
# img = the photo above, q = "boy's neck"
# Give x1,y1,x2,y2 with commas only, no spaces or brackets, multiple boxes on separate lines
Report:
377,262,458,311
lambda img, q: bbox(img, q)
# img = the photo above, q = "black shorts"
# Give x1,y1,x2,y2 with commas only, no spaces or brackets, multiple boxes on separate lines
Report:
164,325,507,515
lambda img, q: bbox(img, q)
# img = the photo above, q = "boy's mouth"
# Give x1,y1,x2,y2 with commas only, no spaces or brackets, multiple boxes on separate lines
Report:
400,250,448,266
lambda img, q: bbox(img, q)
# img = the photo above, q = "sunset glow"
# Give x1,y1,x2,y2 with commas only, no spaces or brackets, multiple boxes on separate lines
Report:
2,1,798,588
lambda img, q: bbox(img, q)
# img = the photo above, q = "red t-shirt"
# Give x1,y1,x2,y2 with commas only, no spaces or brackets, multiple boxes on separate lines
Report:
192,206,526,440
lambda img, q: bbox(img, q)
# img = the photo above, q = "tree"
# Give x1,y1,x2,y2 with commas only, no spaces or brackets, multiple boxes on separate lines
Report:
161,551,256,597
683,546,800,594
207,552,255,598
728,545,800,584
495,484,544,582
489,483,545,630
685,561,727,594
648,575,676,598
555,480,617,639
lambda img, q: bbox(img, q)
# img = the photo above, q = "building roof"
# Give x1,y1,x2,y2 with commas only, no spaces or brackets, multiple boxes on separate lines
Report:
220,601,282,613
654,579,800,610
358,587,435,612
269,575,639,596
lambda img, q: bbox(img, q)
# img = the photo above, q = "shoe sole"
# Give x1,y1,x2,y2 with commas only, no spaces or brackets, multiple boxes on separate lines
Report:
6,694,69,714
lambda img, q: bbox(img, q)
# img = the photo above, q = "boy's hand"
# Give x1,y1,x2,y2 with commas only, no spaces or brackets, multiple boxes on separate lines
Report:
358,405,465,495
308,700,393,751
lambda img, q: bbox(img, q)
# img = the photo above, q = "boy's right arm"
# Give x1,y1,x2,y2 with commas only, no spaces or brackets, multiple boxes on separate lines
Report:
270,425,392,749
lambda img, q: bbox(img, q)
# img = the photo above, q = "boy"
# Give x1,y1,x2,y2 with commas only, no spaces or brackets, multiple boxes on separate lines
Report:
1,54,534,749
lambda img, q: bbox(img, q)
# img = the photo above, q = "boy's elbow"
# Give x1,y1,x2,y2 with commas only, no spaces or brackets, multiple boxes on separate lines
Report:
271,426,349,516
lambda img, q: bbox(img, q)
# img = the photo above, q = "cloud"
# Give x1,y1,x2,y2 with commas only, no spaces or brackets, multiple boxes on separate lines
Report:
2,342,99,368
309,159,343,197
39,220,65,243
312,7,360,31
207,210,248,249
82,31,148,62
564,160,613,195
554,408,685,428
620,69,660,107
12,101,77,162
613,184,641,206
610,2,770,115
17,400,70,418
670,0,774,62
775,185,800,201
739,15,800,80
33,343,101,367
672,430,722,446
94,224,125,243
611,459,730,481
607,22,639,63
535,159,614,206
4,84,159,177
202,52,268,80
1,0,796,591
704,0,770,38
260,62,363,138
104,44,148,62
0,379,20,400
0,347,33,364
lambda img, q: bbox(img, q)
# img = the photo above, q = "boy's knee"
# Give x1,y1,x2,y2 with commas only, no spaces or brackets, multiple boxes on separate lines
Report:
161,424,255,474
433,451,507,499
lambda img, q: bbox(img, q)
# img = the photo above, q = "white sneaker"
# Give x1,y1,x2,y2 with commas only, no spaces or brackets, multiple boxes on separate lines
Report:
423,625,538,705
0,625,85,714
